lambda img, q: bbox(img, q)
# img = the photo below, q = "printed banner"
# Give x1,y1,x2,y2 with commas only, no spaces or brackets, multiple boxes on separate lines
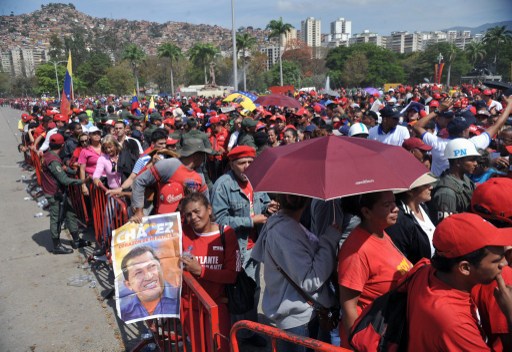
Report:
112,213,182,324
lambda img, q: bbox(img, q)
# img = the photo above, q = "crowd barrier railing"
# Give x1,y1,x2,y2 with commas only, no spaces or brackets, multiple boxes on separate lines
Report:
230,320,352,352
90,182,129,259
131,271,221,352
29,149,42,186
67,178,90,227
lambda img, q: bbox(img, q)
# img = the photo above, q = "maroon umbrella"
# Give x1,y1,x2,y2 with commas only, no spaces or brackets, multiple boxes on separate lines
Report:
245,135,432,200
254,94,302,109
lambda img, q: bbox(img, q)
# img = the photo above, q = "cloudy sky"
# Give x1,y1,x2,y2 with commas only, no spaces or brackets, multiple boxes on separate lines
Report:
2,0,511,35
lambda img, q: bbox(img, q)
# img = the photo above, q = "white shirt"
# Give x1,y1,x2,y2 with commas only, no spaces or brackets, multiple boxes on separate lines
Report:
421,132,491,176
413,206,436,257
39,127,58,152
368,124,410,146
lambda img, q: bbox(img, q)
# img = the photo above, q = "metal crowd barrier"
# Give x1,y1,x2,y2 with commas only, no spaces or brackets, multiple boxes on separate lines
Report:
230,320,352,352
30,149,42,186
67,179,90,227
90,182,129,259
131,271,221,352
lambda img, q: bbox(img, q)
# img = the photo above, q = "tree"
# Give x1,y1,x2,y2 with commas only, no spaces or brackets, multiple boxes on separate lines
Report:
188,43,219,85
483,26,512,64
121,44,145,96
465,41,486,66
48,34,65,61
157,43,183,96
266,17,294,86
236,32,257,91
269,60,301,87
445,44,457,87
342,52,368,87
106,62,134,95
76,52,112,95
35,63,66,97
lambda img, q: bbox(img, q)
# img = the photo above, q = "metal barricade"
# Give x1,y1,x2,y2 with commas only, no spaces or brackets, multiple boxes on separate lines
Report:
30,149,42,186
90,182,129,259
230,320,352,352
131,271,221,352
67,178,90,226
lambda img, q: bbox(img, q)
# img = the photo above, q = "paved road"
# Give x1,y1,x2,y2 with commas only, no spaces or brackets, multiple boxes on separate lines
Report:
0,107,144,352
0,106,273,352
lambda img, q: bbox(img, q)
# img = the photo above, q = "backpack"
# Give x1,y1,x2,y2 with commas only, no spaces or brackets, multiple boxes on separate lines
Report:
349,262,427,352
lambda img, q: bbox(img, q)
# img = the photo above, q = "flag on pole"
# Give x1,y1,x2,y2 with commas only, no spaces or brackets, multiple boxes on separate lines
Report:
149,96,155,111
60,51,73,116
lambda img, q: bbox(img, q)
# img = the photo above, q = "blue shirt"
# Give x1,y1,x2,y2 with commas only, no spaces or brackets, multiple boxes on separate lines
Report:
120,283,179,322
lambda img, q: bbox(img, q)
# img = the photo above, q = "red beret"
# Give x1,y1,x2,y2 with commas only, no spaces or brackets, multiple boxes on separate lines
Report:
53,113,68,122
50,133,65,145
227,145,256,161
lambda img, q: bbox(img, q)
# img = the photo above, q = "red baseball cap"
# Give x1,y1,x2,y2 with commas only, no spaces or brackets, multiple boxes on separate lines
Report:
402,137,432,151
472,178,512,225
227,145,256,161
21,113,32,123
49,133,65,145
53,114,68,122
483,89,493,96
284,124,297,131
166,137,179,146
158,182,184,214
429,100,439,108
433,213,512,258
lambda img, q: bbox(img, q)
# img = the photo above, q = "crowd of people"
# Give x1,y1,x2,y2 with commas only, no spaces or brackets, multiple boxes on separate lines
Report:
12,82,512,351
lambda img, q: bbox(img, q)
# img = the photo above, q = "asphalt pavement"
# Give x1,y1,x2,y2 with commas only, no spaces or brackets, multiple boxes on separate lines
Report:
0,107,143,352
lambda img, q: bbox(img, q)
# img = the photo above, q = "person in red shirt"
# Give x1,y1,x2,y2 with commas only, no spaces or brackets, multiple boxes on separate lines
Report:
406,213,512,351
338,191,412,347
207,116,230,182
471,178,512,351
180,192,240,352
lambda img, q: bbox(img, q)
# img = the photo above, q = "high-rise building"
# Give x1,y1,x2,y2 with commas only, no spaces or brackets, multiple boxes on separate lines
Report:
260,45,280,70
389,31,422,53
301,17,322,48
330,17,352,41
0,48,49,77
350,30,387,48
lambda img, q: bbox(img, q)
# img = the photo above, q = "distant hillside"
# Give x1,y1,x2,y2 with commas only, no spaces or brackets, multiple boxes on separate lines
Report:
443,21,512,35
0,3,269,59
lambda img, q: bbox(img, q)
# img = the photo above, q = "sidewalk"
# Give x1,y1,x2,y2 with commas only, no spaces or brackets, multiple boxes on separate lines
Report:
0,107,133,351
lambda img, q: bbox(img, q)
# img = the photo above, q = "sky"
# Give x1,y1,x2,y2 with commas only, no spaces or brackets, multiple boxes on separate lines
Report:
2,0,511,35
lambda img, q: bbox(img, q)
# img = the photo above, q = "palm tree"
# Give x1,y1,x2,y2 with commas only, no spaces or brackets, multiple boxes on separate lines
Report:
445,44,457,87
483,26,512,64
236,32,257,91
266,17,294,86
465,41,486,66
157,43,183,97
121,44,145,96
188,43,219,85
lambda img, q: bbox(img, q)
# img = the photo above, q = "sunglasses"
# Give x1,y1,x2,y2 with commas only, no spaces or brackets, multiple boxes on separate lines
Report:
79,139,89,144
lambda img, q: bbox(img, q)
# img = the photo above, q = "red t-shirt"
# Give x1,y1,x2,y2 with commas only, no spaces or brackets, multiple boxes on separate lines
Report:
407,265,489,351
337,226,412,314
471,266,512,352
237,180,257,249
181,225,240,302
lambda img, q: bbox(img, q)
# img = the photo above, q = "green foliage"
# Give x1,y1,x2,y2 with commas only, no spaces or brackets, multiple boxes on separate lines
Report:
326,43,405,87
266,17,294,86
483,26,512,64
342,51,368,87
105,62,134,95
35,63,66,96
269,60,301,86
465,41,486,66
75,52,112,94
188,43,220,84
95,77,112,94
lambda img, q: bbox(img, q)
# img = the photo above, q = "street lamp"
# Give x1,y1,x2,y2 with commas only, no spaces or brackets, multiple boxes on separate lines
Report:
231,0,238,91
48,60,67,100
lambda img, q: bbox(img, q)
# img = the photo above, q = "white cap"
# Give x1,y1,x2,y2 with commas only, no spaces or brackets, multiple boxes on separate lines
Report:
88,126,101,133
349,123,369,137
444,138,480,159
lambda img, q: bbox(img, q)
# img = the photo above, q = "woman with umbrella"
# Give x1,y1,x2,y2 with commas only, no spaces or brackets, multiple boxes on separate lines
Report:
337,191,412,347
252,194,343,351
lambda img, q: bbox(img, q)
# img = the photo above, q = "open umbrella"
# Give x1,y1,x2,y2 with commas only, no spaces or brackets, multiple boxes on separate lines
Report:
364,87,379,95
245,135,432,200
223,93,256,111
254,94,302,109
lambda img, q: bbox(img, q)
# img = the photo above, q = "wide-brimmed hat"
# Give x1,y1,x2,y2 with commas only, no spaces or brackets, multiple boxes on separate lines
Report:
179,138,213,157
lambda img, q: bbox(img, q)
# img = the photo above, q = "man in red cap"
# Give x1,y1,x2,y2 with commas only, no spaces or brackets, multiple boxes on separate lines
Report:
471,178,512,351
207,116,230,182
483,89,503,113
406,213,512,351
41,133,90,254
211,145,278,347
402,137,432,170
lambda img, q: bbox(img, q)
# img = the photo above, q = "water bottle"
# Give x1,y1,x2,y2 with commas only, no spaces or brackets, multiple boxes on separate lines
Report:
24,196,31,201
183,245,194,259
40,198,48,207
34,212,43,218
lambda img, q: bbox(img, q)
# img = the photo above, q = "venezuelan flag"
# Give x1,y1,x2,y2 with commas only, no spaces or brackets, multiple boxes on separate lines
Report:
60,51,73,116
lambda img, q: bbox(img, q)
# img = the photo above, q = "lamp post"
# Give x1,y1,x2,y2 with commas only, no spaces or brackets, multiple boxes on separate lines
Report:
231,0,238,91
48,60,67,100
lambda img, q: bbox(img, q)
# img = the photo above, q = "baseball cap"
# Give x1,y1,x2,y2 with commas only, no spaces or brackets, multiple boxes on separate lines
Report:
49,133,65,145
158,182,184,214
483,89,493,96
447,116,470,136
444,138,480,159
88,126,101,134
304,124,317,133
433,213,512,258
472,178,512,225
380,106,402,119
402,137,433,151
241,118,258,129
